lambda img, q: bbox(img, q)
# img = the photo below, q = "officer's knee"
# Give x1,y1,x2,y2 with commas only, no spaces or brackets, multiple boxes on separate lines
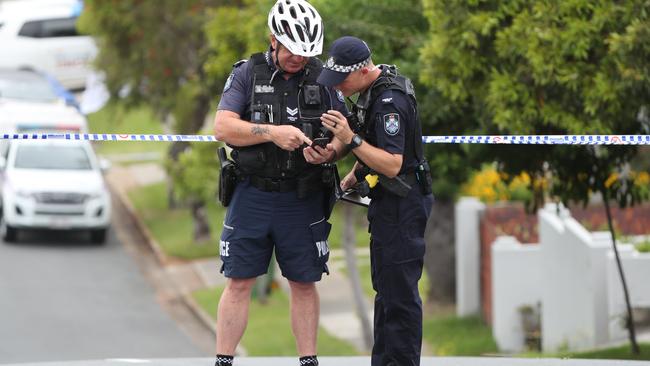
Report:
288,280,317,296
225,277,256,298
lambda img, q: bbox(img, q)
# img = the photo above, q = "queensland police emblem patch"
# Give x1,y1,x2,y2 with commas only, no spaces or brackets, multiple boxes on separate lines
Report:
223,72,234,93
383,113,400,136
326,57,336,68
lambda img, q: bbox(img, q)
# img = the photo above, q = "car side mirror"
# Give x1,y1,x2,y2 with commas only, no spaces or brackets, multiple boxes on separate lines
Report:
98,158,111,172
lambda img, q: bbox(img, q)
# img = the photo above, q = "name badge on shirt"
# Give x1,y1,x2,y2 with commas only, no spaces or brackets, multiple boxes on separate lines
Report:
255,85,275,93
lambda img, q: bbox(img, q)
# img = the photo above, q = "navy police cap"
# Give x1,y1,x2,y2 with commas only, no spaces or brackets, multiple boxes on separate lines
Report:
317,36,371,87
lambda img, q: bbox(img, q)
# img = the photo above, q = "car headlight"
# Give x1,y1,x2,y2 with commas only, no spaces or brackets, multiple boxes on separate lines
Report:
88,191,105,200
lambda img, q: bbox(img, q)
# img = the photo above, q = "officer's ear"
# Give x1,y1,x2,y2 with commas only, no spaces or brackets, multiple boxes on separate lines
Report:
360,66,370,75
270,34,278,50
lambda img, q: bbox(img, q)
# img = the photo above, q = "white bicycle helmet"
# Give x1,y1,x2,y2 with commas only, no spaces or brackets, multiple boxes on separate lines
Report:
268,0,324,57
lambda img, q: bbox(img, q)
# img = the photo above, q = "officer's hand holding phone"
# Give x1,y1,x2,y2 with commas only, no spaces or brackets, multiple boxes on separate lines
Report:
303,141,335,164
321,110,353,146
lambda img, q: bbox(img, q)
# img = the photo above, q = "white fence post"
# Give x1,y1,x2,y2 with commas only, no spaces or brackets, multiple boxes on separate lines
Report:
455,197,485,317
492,236,541,352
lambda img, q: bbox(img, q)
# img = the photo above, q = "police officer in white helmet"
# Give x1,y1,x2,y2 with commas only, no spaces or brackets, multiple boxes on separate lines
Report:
213,1,348,365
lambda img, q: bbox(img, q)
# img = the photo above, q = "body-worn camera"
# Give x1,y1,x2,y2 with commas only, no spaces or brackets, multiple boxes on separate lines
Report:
302,85,321,106
251,103,273,124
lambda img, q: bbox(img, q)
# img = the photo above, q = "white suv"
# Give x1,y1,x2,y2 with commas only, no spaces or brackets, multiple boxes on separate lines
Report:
0,139,111,243
0,0,97,90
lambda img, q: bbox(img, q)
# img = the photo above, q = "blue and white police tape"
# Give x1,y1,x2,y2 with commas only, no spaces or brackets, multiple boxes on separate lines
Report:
2,132,650,145
0,132,218,143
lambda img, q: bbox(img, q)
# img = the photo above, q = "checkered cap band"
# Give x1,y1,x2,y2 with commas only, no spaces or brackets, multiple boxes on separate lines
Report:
324,57,370,73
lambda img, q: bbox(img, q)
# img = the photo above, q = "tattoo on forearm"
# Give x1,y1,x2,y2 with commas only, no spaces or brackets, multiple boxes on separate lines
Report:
251,125,270,136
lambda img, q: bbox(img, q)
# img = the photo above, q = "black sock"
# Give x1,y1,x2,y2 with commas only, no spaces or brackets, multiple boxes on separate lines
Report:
299,355,318,366
215,354,234,366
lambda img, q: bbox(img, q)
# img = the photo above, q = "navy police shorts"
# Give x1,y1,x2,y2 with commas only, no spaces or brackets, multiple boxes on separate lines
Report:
219,179,331,282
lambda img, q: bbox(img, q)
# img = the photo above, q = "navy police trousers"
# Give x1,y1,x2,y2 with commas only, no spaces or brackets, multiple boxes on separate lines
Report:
368,187,433,366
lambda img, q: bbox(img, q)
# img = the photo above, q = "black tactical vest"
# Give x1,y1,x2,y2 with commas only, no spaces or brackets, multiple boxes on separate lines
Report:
231,53,331,179
352,65,425,169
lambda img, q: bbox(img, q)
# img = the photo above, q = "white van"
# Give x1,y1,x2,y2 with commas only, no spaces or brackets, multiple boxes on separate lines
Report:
0,0,97,90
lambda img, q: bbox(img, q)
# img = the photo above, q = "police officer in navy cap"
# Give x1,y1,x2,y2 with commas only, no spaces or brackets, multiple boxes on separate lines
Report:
317,36,434,366
212,1,348,365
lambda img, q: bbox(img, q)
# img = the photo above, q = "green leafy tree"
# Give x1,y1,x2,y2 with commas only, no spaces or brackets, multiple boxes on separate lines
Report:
204,0,271,79
79,0,224,242
421,0,650,353
166,142,219,243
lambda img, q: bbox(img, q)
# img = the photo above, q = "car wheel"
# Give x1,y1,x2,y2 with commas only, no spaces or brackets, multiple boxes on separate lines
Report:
1,221,18,243
90,229,107,244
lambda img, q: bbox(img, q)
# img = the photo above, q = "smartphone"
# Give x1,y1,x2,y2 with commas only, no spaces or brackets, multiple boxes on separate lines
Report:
311,137,330,149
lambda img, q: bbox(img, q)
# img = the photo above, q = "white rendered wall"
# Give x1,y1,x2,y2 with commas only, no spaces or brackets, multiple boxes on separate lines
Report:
455,197,485,317
492,236,541,352
539,205,611,352
607,246,650,342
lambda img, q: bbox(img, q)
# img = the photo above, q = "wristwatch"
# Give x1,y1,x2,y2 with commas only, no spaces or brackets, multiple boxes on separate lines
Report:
347,134,363,150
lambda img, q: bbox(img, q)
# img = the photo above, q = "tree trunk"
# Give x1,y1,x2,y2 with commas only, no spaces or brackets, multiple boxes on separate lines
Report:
602,190,640,355
343,204,373,351
167,91,211,221
190,200,211,243
423,198,456,308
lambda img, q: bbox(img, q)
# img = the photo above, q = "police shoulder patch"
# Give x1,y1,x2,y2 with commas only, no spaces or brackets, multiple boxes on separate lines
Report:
223,72,235,93
383,113,400,136
336,89,345,103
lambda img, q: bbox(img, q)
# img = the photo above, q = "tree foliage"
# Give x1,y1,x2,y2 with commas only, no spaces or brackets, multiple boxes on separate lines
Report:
79,0,227,241
166,142,220,203
204,0,271,80
78,0,221,117
421,0,650,208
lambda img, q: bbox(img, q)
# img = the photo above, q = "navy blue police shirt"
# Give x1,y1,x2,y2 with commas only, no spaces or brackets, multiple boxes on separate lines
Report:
365,88,418,174
218,50,347,118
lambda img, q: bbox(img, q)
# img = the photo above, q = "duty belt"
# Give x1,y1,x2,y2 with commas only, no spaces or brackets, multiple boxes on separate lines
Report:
399,171,419,186
249,175,298,192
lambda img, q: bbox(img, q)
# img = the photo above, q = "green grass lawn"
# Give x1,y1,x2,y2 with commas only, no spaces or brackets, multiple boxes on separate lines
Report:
86,102,168,157
193,286,359,356
423,314,499,356
128,182,223,259
127,182,371,260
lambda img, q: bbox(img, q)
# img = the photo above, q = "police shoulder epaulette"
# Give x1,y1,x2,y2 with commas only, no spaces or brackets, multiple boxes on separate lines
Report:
232,59,247,68
380,89,395,105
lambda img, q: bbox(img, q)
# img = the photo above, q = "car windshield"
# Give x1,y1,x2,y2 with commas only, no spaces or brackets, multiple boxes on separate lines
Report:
0,74,59,102
14,145,92,170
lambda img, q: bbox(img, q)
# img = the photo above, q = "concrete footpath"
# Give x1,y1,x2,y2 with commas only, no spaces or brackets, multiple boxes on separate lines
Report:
5,357,650,366
105,162,374,355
